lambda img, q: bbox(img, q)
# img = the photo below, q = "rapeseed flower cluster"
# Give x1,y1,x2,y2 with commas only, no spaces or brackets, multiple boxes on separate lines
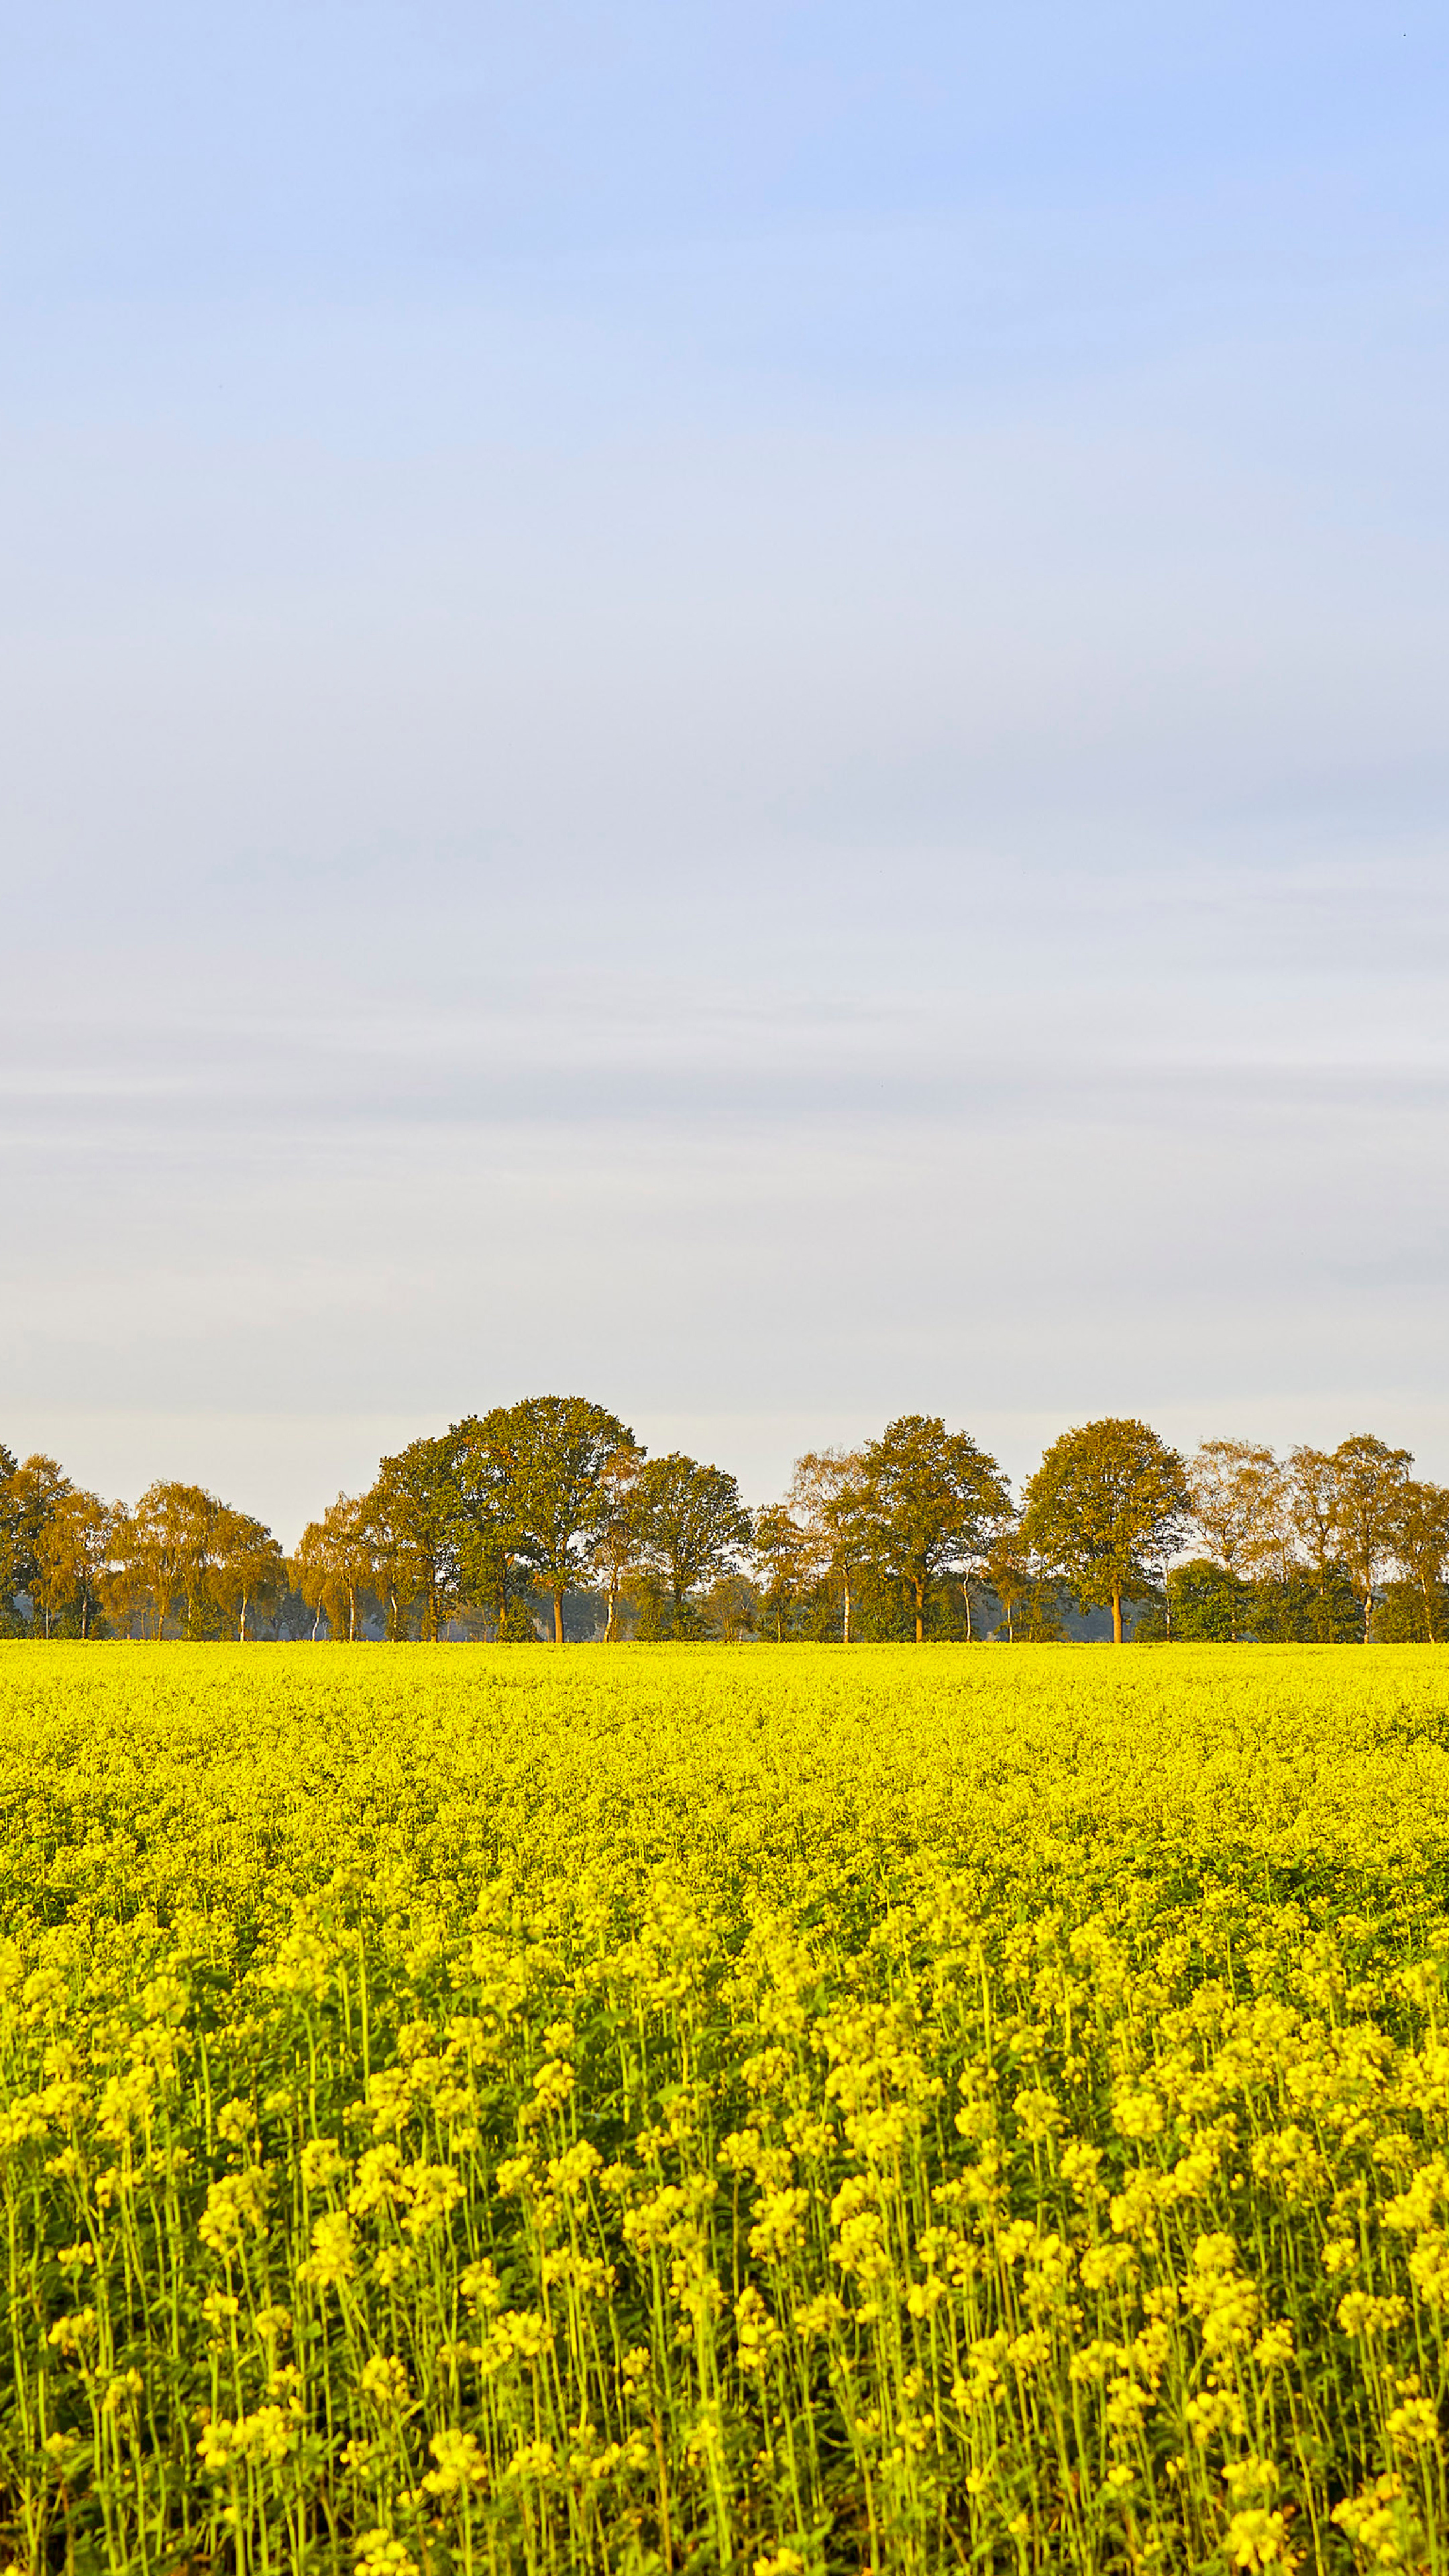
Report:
3,1640,1449,2572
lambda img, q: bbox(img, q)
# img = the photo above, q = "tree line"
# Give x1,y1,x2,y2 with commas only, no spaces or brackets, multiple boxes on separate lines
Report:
1,1403,1444,1644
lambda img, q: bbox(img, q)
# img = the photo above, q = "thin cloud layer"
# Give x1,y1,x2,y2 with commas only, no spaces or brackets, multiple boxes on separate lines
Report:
2,4,1447,1534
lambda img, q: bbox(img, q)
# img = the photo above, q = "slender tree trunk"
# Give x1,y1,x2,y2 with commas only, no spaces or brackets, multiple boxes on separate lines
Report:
553,1589,565,1644
605,1578,618,1642
963,1581,973,1642
843,1567,852,1645
1364,1590,1373,1645
350,1587,357,1642
914,1577,924,1645
1112,1582,1124,1645
239,1593,248,1643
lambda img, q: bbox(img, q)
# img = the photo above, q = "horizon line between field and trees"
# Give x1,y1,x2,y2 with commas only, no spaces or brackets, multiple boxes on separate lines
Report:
2,1410,1441,1651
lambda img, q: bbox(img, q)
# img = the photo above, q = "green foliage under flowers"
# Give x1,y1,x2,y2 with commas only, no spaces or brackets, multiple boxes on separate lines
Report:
4,1644,1449,2573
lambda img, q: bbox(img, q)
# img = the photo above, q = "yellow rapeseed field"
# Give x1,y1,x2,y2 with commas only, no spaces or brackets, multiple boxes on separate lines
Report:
3,1643,1449,2576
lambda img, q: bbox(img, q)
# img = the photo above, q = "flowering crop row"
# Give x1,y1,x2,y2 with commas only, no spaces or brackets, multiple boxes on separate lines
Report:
3,1642,1449,2573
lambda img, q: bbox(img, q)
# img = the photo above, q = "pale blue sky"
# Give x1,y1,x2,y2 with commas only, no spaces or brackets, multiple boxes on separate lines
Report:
4,3,1448,1536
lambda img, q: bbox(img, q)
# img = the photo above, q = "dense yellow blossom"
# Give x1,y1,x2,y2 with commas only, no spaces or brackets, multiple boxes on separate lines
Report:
2,1640,1449,2571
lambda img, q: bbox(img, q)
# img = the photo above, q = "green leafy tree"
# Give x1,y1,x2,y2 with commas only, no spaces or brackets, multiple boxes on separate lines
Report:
502,1395,639,1644
3,1454,72,1630
34,1487,113,1638
1166,1558,1250,1642
1287,1446,1346,1640
788,1448,869,1643
96,1511,143,1639
1375,1576,1442,1644
1247,1562,1360,1643
293,1493,376,1642
751,1504,810,1642
706,1571,758,1642
211,1507,288,1642
858,1415,1012,1645
1016,1580,1069,1643
633,1454,751,1637
447,1409,534,1640
979,1526,1065,1642
1391,1479,1449,1644
590,1446,645,1641
0,1444,19,1630
120,1482,219,1639
1187,1442,1286,1576
628,1564,674,1642
1021,1417,1189,1644
1187,1440,1288,1637
366,1436,460,1640
1331,1433,1413,1644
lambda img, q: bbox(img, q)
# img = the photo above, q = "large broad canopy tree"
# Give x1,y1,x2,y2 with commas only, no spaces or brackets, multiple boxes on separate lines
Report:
858,1414,1012,1644
445,1401,638,1642
633,1453,751,1634
1022,1417,1189,1644
502,1394,639,1643
368,1435,461,1641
